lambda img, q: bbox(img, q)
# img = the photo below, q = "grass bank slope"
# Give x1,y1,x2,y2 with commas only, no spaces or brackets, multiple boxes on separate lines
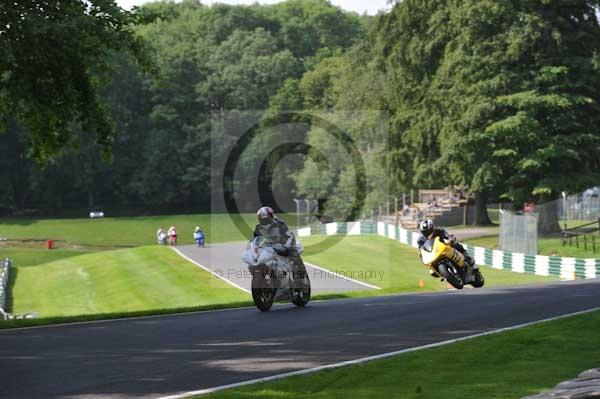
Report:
302,235,555,296
11,246,247,318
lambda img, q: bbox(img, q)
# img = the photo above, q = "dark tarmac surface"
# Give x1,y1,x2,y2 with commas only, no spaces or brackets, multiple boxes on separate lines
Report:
1,279,599,399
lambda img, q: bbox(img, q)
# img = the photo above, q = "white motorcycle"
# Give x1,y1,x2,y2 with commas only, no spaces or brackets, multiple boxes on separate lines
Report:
242,236,311,311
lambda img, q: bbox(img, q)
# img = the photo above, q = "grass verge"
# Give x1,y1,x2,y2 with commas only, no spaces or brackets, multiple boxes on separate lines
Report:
9,246,248,318
302,235,555,296
0,247,91,267
201,309,600,399
1,235,556,328
0,213,290,247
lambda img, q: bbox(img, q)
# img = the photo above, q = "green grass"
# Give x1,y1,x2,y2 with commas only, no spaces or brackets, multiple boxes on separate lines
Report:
0,213,295,247
302,235,554,296
1,235,554,328
10,246,247,318
0,215,557,327
465,235,600,258
202,310,600,399
0,247,91,267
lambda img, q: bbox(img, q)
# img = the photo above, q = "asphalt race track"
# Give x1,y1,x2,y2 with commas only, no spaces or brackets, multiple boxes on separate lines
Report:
1,279,600,399
176,242,379,293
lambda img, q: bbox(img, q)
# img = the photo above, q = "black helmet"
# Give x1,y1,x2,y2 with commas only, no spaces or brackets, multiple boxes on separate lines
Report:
257,206,275,226
419,219,435,236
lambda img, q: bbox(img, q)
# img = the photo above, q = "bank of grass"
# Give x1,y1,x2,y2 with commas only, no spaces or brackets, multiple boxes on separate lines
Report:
203,310,600,399
0,223,556,328
0,235,555,329
0,213,293,247
465,235,600,258
302,235,555,296
9,246,247,318
0,247,91,267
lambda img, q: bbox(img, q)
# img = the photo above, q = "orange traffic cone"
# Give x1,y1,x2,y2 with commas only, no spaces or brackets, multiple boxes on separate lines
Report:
418,279,425,288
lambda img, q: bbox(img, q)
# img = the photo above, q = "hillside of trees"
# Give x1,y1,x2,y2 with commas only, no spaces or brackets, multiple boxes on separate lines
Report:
1,0,599,221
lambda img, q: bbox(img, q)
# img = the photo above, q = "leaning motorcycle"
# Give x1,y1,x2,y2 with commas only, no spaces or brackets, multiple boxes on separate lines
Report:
242,236,311,311
419,237,484,289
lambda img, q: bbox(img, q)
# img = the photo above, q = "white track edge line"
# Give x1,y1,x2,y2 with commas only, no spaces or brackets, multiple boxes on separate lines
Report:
304,261,382,290
156,306,600,399
171,247,251,293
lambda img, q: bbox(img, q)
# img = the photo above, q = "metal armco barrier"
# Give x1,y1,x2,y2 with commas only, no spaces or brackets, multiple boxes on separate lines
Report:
0,258,11,318
297,222,600,280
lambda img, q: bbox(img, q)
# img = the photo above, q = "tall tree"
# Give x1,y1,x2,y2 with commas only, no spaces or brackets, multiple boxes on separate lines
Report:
0,0,145,160
375,0,600,226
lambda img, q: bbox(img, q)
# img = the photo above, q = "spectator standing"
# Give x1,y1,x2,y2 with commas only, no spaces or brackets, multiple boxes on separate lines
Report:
194,226,205,248
168,226,177,246
157,228,167,245
402,204,410,216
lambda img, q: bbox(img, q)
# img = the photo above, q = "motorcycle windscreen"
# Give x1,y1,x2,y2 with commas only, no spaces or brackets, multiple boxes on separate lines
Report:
256,247,277,265
422,239,434,252
420,239,437,265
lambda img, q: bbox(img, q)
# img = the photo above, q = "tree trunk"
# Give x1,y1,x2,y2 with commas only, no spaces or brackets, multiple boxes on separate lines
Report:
474,191,492,225
538,199,561,235
87,188,94,209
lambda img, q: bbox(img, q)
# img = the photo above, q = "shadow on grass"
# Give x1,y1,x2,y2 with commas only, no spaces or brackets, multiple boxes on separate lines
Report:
0,217,37,226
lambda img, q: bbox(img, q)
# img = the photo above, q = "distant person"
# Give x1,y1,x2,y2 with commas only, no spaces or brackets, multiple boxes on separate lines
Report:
402,204,410,216
168,226,177,246
156,228,167,245
194,226,205,248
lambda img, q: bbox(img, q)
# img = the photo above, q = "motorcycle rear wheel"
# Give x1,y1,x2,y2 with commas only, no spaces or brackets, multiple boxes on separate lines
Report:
251,272,276,312
438,263,464,289
292,275,311,307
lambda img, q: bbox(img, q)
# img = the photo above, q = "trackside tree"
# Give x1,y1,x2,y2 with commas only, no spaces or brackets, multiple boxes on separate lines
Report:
1,0,599,221
375,0,600,226
0,0,146,161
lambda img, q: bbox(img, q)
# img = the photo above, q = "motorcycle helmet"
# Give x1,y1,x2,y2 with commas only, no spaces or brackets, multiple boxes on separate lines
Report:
419,219,435,236
257,206,275,226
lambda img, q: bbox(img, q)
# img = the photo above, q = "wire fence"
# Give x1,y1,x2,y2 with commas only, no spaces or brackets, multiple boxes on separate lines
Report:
0,258,11,319
499,210,538,255
497,188,599,255
559,189,600,221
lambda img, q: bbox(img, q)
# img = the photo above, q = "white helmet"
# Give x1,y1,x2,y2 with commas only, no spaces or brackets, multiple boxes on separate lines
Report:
257,206,275,226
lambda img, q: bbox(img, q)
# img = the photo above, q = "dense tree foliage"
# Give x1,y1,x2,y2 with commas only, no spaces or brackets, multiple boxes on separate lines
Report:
0,0,366,215
0,0,145,160
374,0,600,225
2,0,599,224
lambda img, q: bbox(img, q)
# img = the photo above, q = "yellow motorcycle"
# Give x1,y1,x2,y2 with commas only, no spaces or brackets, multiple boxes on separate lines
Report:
419,237,484,289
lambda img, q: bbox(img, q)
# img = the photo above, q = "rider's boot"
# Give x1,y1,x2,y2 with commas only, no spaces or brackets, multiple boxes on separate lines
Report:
465,254,478,270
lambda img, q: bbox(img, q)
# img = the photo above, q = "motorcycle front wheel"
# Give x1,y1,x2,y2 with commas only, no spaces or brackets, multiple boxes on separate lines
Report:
251,271,276,312
438,263,464,289
292,275,311,307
